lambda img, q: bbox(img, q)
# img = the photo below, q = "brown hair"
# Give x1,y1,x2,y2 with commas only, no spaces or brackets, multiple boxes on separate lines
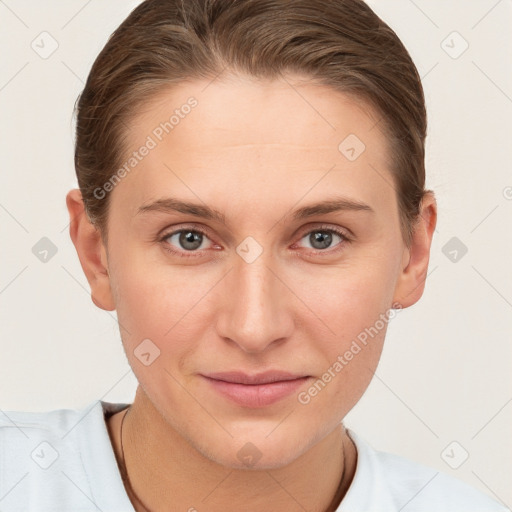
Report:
74,0,431,247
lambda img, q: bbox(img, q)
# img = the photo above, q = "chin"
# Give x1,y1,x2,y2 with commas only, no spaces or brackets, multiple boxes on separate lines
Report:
192,427,316,470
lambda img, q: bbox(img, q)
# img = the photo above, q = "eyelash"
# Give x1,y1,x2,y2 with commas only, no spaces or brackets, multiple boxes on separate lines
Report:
159,224,352,259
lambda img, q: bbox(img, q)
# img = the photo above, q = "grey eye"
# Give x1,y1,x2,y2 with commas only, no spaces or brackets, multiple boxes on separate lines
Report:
167,230,208,251
301,230,343,250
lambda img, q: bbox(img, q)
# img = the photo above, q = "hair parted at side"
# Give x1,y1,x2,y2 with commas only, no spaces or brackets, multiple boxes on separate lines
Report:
74,0,431,247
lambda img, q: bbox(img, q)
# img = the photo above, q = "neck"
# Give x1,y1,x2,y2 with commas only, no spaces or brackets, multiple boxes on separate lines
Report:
108,386,357,512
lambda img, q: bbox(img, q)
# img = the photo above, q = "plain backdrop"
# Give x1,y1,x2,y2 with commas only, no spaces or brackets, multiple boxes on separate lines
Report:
1,0,511,507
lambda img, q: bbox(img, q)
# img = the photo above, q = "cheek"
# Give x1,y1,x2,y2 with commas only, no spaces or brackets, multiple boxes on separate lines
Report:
111,248,207,335
298,257,397,344
110,257,202,398
293,254,397,402
109,251,228,392
297,281,391,419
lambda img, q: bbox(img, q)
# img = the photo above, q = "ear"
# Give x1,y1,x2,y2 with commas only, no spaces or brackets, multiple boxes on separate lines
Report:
392,191,437,308
66,189,115,311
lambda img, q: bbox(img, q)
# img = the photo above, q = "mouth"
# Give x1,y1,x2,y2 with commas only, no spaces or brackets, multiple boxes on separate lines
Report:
200,371,311,408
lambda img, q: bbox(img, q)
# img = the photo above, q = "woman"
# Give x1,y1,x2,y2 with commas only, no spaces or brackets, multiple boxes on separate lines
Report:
0,0,507,510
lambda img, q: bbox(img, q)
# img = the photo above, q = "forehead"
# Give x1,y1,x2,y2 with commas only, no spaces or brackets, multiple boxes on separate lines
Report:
132,74,387,153
113,74,395,221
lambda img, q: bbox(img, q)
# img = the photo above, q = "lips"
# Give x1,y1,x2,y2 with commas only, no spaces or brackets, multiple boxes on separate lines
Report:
201,371,311,407
204,370,307,385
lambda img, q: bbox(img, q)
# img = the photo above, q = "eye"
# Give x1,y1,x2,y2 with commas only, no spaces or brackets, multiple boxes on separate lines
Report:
159,224,351,259
161,227,215,256
295,226,350,253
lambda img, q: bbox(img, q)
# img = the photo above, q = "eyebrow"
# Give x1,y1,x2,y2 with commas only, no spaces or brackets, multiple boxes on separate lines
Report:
292,197,374,220
137,198,227,223
136,196,374,224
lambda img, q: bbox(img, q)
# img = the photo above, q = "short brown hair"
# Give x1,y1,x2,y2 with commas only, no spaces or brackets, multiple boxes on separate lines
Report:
74,0,430,247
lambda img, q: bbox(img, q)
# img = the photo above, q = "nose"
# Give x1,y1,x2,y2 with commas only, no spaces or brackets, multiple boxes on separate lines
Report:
215,249,294,354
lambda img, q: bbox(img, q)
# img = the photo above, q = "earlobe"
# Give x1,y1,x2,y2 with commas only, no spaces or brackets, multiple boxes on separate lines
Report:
392,192,437,309
66,189,116,311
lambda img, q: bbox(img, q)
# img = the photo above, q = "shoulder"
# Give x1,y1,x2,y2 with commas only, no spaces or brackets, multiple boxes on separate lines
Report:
0,400,132,511
339,430,509,512
0,401,96,470
0,399,125,461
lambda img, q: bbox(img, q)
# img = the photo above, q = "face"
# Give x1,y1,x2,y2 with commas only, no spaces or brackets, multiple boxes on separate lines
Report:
102,74,409,469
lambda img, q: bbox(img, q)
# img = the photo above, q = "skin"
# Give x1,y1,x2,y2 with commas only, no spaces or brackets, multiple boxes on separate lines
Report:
67,73,437,511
